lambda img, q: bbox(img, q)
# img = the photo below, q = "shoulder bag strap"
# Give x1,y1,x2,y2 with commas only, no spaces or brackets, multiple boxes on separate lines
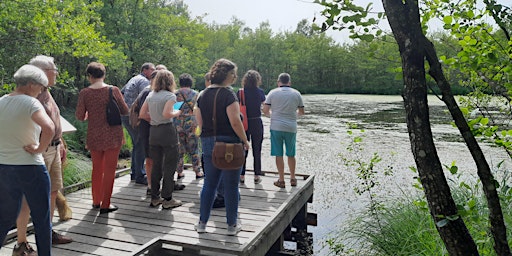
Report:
212,88,222,138
239,89,245,106
178,91,194,110
109,86,113,101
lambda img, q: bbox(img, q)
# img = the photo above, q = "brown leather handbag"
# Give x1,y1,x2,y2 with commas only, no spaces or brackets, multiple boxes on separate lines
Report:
211,88,245,170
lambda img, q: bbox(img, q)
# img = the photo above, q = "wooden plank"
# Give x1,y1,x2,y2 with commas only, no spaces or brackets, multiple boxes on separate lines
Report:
1,171,314,256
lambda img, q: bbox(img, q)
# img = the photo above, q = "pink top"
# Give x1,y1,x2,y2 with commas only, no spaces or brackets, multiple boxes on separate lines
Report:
75,86,129,151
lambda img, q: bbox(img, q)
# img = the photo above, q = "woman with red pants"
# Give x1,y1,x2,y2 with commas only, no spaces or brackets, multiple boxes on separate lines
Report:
75,62,129,214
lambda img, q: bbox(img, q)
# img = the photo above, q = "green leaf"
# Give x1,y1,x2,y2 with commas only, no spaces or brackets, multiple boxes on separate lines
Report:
443,15,453,25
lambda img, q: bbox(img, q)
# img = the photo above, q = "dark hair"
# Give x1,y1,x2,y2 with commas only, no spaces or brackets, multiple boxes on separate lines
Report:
242,70,261,89
278,73,291,84
152,70,176,92
179,73,193,87
140,62,155,72
86,62,106,79
209,58,237,85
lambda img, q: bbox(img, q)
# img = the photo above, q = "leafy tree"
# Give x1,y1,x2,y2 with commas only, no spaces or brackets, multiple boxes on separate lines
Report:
317,0,511,254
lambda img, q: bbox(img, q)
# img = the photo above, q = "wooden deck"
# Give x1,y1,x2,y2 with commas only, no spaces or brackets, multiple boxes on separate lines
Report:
1,170,314,256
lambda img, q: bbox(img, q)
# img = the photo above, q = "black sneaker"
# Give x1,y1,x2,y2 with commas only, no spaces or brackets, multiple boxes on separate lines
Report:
174,184,186,190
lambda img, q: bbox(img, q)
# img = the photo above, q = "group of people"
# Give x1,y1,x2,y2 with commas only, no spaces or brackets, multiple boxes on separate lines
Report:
0,57,305,255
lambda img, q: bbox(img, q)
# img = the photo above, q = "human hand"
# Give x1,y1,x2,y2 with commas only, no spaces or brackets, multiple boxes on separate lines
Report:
243,140,251,151
23,144,43,154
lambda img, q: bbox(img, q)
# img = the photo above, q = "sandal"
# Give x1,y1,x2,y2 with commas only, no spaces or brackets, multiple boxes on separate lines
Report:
195,171,204,179
290,178,297,187
274,179,285,188
254,176,262,184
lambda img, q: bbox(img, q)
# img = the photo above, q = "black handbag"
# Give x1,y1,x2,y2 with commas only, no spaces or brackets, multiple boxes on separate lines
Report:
106,86,122,126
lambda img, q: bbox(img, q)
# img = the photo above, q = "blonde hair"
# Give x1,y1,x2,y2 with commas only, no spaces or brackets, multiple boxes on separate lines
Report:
151,70,176,92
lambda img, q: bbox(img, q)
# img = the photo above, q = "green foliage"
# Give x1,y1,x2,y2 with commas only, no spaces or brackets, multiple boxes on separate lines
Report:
62,150,91,187
339,124,394,217
328,161,512,256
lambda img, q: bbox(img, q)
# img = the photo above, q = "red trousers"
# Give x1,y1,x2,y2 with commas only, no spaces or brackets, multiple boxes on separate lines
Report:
90,146,121,208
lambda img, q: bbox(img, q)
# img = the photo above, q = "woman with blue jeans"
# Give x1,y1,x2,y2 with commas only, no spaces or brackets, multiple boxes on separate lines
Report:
0,65,55,256
194,59,250,236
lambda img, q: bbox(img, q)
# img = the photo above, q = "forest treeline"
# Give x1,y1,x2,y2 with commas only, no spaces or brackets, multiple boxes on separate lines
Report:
0,0,469,107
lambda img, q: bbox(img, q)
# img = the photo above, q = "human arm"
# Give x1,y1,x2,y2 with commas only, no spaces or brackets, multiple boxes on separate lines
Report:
262,104,271,117
24,109,55,154
75,91,87,121
298,106,305,116
194,105,203,130
162,99,181,119
226,102,250,150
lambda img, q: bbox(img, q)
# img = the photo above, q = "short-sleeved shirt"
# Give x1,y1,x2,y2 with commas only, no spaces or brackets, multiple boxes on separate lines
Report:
173,87,198,131
0,94,45,165
75,86,129,151
146,90,176,126
196,87,238,138
238,87,265,119
265,86,304,133
37,90,62,141
122,74,150,107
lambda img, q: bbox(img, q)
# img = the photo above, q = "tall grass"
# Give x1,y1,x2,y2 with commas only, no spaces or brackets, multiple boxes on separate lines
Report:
327,170,512,256
62,150,92,187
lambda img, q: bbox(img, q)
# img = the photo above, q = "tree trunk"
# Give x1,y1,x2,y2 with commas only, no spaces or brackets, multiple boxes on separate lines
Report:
382,0,479,255
424,38,511,256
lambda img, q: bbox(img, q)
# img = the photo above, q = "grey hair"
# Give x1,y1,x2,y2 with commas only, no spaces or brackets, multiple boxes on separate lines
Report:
14,64,49,87
278,73,291,84
29,55,55,70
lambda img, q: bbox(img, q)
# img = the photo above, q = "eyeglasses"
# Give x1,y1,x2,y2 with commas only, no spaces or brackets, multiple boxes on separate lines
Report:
45,67,59,73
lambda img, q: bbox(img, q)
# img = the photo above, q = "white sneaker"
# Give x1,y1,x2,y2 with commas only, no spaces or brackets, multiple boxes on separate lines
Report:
227,223,242,236
162,198,182,209
195,221,206,233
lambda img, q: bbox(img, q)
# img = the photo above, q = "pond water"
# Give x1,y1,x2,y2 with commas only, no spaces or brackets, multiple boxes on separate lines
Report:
245,94,511,255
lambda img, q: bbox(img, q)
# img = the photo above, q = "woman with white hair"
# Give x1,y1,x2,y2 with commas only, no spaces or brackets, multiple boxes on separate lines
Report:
0,64,55,256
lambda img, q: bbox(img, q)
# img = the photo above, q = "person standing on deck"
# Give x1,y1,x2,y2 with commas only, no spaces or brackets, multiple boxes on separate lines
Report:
121,63,155,185
139,69,183,209
14,55,73,256
175,73,203,181
238,70,266,184
194,59,250,236
263,73,304,188
0,64,54,256
75,62,129,214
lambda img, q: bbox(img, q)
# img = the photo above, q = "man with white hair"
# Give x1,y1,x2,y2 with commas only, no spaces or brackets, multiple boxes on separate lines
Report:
0,64,55,256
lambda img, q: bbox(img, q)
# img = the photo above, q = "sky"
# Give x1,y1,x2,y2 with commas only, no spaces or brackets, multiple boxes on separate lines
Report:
185,0,353,43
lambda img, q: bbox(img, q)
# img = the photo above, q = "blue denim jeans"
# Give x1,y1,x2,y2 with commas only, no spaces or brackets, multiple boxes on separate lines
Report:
0,164,51,256
200,136,241,225
122,116,146,182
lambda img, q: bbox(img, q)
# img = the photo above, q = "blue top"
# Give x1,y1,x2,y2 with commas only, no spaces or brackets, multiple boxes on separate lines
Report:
121,74,150,107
